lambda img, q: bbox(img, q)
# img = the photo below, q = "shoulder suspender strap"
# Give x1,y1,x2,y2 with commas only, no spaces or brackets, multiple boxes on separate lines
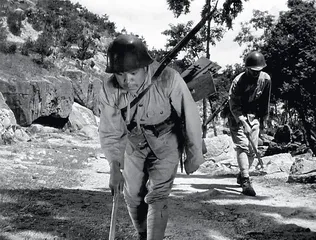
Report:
120,82,154,118
121,65,161,117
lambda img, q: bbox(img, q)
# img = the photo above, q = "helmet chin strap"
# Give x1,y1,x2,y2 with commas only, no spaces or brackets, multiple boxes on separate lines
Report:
133,67,149,95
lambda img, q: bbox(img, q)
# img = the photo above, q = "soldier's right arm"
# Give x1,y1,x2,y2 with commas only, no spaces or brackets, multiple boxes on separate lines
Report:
229,74,246,123
99,84,127,169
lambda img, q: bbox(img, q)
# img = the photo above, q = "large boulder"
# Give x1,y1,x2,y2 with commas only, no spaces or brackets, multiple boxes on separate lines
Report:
250,153,294,174
1,92,31,144
204,134,236,162
68,102,97,131
1,92,17,144
62,69,108,116
0,92,16,128
79,125,99,139
0,75,74,126
288,157,316,183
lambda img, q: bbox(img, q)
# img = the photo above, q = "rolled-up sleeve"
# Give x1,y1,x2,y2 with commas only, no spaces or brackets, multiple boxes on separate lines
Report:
169,72,204,166
99,83,127,168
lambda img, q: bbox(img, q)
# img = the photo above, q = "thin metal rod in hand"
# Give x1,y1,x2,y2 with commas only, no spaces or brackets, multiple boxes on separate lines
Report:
109,192,119,240
246,133,264,169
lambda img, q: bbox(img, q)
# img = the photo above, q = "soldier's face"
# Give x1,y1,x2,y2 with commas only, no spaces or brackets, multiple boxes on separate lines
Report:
115,67,147,92
246,68,261,78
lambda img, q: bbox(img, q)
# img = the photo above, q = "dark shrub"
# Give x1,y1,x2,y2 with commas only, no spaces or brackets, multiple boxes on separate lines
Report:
7,11,23,36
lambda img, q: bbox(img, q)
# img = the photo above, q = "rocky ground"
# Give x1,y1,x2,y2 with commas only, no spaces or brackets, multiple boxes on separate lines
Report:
0,130,316,240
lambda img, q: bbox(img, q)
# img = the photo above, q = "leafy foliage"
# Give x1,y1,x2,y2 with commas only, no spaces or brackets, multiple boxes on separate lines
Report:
234,10,276,58
166,0,249,28
0,12,17,54
211,63,244,105
220,0,245,29
21,37,34,56
75,34,95,69
162,21,209,62
0,17,8,53
163,0,249,67
32,30,54,64
1,0,118,68
166,0,193,17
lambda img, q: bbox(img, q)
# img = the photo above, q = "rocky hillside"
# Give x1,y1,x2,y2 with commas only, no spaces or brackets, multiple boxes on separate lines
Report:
0,0,117,133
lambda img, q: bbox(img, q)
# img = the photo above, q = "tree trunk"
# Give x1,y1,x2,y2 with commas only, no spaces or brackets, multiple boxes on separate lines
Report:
202,0,217,137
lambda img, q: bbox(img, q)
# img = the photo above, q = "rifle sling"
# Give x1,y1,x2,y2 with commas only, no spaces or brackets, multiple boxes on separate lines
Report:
121,82,154,120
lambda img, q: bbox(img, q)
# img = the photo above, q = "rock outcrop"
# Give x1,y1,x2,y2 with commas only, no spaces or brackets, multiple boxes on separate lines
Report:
288,156,316,183
68,102,98,131
62,69,105,116
203,134,236,162
0,92,30,144
0,92,16,127
0,74,74,126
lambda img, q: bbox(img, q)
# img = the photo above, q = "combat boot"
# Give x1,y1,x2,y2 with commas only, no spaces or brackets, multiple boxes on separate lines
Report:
241,177,256,196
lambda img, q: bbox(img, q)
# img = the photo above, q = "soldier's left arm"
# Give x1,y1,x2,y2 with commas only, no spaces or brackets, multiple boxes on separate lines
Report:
258,73,272,128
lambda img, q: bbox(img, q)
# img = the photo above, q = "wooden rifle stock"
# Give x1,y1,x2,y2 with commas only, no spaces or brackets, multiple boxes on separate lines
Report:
121,1,219,112
155,2,218,173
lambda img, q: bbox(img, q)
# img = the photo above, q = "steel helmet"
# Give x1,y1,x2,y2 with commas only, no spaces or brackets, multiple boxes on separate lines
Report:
245,51,267,71
105,34,154,73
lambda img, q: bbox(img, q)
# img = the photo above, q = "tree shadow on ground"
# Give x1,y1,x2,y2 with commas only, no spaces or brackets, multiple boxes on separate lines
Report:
0,188,134,240
176,171,267,180
0,183,315,240
175,173,240,181
168,182,316,240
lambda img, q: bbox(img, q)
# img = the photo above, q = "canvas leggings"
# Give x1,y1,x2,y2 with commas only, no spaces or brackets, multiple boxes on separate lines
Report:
123,141,179,240
229,118,260,178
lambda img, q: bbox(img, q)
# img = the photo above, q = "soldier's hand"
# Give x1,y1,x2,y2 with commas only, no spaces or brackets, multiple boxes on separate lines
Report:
239,117,251,136
184,157,204,175
109,162,124,195
242,121,252,136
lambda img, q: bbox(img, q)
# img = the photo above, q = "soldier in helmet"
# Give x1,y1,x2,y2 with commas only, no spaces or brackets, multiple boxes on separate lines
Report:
228,51,271,196
99,34,204,240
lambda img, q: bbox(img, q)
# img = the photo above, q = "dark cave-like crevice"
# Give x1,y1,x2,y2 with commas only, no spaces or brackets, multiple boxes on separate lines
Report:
32,115,69,129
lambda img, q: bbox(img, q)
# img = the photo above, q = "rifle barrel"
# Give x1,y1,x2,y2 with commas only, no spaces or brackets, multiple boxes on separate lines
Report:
204,98,228,126
153,1,219,78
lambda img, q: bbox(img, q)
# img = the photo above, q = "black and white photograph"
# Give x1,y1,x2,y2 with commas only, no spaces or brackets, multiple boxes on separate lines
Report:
0,0,315,239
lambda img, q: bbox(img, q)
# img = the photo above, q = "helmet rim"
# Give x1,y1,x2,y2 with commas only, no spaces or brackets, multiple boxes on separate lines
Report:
106,34,153,73
245,51,267,71
248,64,266,71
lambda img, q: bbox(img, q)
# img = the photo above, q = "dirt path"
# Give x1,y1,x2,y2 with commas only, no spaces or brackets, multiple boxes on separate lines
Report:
0,131,316,240
79,152,316,240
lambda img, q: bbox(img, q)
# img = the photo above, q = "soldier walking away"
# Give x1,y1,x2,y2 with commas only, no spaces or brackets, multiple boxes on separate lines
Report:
99,34,205,240
227,51,271,196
